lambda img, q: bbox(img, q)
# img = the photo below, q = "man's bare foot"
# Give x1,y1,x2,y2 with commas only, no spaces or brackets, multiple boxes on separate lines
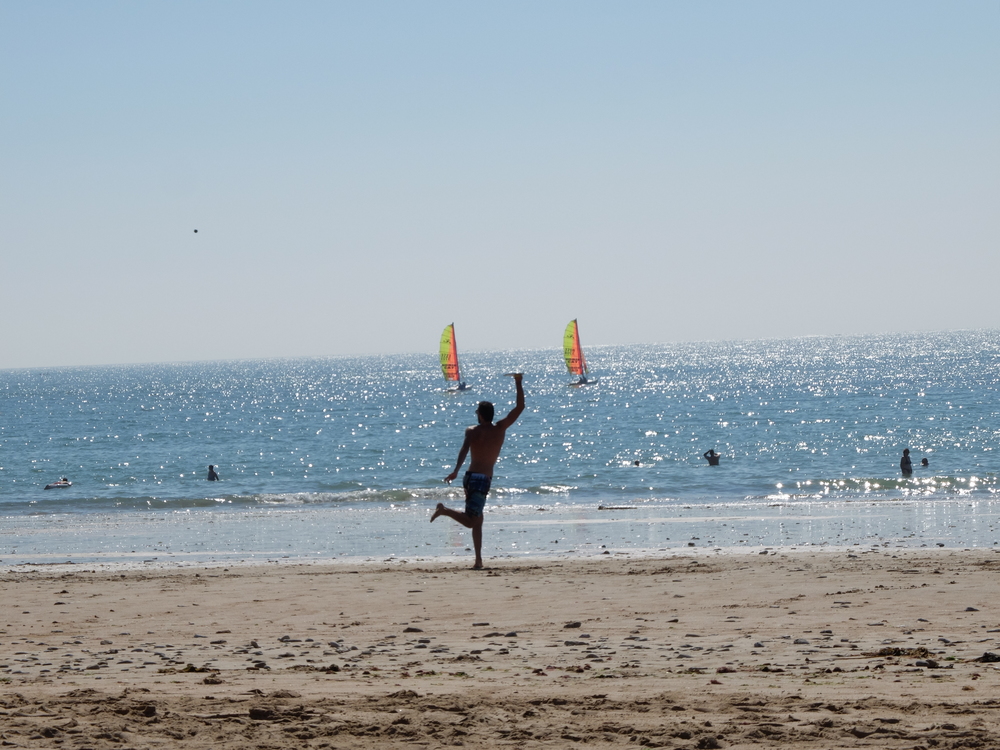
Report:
472,562,484,570
430,503,444,522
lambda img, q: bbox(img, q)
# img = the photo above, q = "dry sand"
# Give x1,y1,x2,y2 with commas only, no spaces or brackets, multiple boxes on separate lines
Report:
2,548,1000,748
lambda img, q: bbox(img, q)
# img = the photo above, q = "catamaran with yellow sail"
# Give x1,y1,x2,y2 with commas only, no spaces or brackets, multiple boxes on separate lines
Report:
439,323,468,391
563,318,591,385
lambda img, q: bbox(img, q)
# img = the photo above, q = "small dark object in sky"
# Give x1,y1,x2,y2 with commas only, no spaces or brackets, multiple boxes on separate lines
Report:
194,229,198,233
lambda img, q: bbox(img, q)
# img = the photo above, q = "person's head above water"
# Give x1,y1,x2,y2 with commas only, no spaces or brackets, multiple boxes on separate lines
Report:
476,401,494,424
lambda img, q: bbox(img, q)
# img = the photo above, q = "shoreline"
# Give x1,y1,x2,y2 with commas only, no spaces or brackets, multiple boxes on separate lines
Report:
3,494,999,568
2,548,999,747
3,538,999,574
4,534,1000,574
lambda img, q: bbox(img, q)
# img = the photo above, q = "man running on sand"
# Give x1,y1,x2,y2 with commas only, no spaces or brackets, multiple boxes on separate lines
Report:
432,373,525,569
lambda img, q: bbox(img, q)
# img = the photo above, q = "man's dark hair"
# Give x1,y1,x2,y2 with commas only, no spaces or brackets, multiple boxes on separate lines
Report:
477,401,494,423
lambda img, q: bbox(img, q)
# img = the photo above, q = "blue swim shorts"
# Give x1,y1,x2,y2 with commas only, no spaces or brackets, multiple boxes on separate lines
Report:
462,471,492,518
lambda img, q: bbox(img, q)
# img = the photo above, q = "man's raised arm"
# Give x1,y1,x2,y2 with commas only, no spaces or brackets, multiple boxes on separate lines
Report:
497,373,525,429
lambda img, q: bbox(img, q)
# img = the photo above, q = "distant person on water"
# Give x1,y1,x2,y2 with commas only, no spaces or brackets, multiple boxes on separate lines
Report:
921,457,929,467
433,373,526,569
703,449,720,466
900,449,913,477
207,465,220,481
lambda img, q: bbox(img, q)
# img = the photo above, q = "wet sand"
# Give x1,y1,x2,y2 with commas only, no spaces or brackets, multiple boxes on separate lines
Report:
2,548,999,748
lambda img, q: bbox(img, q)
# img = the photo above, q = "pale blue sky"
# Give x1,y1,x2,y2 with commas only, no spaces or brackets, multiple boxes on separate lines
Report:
1,1,997,368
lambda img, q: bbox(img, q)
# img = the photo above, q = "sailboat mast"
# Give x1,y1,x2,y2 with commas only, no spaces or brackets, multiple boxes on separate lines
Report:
564,319,587,376
451,325,461,383
440,324,461,382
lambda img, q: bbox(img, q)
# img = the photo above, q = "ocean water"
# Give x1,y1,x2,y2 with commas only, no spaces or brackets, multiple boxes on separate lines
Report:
2,330,1000,566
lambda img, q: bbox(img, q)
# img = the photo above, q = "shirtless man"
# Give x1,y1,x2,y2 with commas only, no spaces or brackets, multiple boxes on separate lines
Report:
432,373,525,569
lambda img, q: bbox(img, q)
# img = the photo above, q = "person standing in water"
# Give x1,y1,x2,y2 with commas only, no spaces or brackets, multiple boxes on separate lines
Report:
900,449,913,477
433,373,525,569
207,465,220,481
703,449,720,466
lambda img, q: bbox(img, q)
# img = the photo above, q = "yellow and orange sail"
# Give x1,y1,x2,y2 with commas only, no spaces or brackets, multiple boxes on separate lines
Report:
440,323,462,383
563,319,588,377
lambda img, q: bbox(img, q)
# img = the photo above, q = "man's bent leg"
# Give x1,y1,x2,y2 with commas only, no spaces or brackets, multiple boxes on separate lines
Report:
431,503,476,529
431,503,484,569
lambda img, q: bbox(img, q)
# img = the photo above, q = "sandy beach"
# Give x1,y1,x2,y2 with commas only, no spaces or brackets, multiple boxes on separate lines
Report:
2,548,999,748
